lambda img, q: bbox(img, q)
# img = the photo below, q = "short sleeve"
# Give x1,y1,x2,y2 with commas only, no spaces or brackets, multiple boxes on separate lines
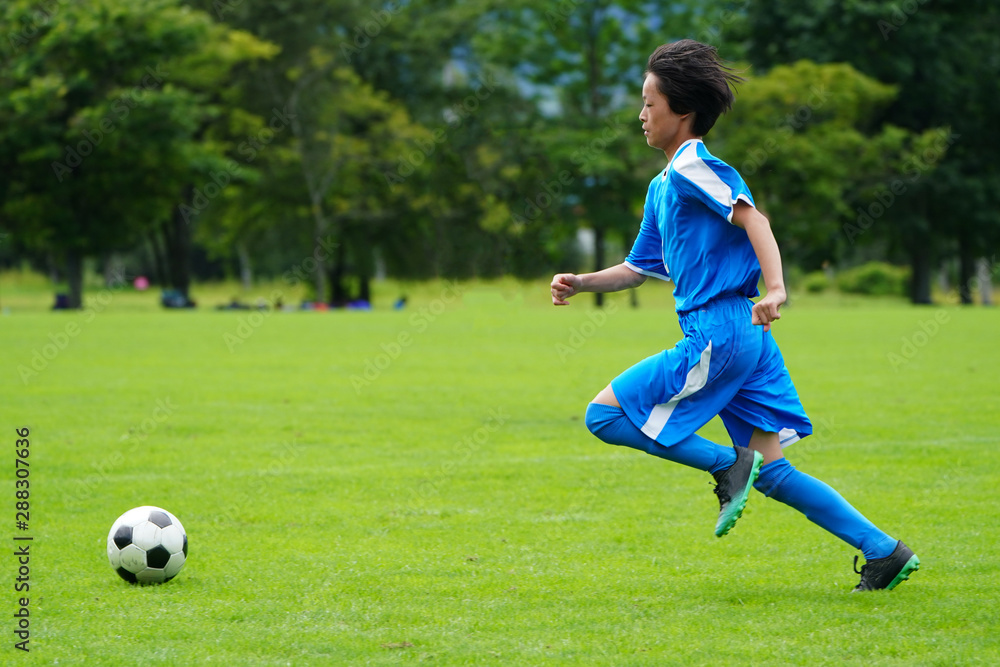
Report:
624,183,670,281
671,146,754,224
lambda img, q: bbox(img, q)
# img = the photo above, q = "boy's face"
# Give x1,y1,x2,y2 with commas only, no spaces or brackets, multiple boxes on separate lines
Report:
640,73,691,153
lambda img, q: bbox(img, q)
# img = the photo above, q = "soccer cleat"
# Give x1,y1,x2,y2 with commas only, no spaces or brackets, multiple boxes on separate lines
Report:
852,540,920,592
712,446,763,537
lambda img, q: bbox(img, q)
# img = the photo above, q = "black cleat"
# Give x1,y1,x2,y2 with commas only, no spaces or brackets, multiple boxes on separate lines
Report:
852,541,920,592
712,446,763,537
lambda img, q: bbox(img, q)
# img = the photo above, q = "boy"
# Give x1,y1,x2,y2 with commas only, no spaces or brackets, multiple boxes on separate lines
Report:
550,39,918,591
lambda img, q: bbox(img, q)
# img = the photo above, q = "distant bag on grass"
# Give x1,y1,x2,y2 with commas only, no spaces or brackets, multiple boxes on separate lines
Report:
161,289,196,308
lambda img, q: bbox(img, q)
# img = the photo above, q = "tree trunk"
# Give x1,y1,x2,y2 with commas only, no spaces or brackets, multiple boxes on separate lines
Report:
585,6,605,309
593,225,605,308
102,253,121,287
328,239,347,306
937,260,950,294
164,186,194,302
909,242,933,304
957,238,975,305
355,231,374,304
285,63,335,304
358,273,371,303
977,257,994,306
147,231,168,286
237,242,252,291
312,209,328,303
65,251,84,309
586,11,602,117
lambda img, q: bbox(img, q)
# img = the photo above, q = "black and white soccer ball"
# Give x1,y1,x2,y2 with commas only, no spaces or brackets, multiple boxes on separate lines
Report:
107,506,188,584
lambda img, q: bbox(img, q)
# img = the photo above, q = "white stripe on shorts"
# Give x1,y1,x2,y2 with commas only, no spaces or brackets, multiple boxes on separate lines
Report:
779,427,800,448
640,341,713,439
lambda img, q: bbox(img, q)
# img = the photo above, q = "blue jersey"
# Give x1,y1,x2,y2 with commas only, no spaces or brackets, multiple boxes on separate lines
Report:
625,139,761,313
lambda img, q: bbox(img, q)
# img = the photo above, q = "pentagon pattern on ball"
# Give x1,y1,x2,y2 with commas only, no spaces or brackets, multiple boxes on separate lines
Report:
112,524,132,550
146,545,172,569
116,567,137,584
106,506,188,585
148,510,172,529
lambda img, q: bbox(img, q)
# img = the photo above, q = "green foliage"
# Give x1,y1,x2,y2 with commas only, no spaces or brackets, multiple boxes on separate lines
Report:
714,60,947,270
739,0,1000,300
0,0,276,303
802,270,831,293
836,261,910,296
1,0,996,299
468,0,699,284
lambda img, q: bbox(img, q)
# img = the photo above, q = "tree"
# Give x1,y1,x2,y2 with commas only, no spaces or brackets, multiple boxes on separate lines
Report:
337,0,576,284
713,60,948,272
0,0,275,307
191,0,495,301
184,0,645,296
736,0,1000,303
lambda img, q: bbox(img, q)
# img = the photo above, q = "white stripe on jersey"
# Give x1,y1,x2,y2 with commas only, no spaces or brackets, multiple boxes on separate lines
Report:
672,141,752,223
624,261,671,282
641,341,712,439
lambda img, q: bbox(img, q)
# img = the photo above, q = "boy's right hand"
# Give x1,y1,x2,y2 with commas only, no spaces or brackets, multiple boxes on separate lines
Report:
551,273,582,305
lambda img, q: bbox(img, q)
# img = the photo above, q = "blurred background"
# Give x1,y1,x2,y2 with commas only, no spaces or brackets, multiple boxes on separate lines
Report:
1,0,997,309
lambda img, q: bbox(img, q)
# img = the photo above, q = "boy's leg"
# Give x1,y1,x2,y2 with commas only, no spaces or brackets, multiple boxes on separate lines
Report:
718,328,919,588
752,430,919,590
749,429,899,561
589,308,766,536
585,400,735,473
585,393,762,536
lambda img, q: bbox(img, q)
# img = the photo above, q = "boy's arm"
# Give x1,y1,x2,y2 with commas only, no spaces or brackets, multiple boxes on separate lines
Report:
551,263,647,306
731,201,786,331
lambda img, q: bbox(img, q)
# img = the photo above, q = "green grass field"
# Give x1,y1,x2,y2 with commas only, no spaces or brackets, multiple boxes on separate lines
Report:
1,275,998,665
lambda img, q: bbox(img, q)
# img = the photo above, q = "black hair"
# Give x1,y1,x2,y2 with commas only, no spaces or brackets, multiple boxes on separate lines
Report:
645,39,745,137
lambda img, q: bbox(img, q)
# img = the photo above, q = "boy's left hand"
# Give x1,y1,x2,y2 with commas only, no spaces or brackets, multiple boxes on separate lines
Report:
752,289,786,332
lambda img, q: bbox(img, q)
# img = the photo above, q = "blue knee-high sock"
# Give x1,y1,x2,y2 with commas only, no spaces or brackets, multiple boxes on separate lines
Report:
585,403,736,474
753,458,897,560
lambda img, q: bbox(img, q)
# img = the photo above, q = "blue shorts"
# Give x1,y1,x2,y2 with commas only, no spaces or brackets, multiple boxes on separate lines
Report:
610,296,812,448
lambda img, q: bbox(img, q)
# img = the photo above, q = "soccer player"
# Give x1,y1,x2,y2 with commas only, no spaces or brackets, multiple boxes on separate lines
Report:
550,40,919,591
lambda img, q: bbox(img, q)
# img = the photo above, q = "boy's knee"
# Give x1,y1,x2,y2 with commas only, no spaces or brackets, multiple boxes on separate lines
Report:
585,402,622,440
753,457,795,497
753,477,777,497
584,402,606,436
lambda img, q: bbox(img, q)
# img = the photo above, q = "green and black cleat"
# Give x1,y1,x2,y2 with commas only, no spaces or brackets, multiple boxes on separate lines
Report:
712,446,763,537
852,541,920,592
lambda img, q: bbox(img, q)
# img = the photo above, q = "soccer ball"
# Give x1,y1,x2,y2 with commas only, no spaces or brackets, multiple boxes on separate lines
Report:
106,506,188,584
